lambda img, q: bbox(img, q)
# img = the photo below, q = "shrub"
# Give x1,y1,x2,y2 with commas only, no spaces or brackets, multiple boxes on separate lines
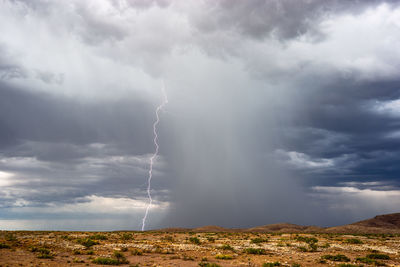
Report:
5,234,16,241
121,233,133,240
298,246,308,252
263,262,281,267
37,248,54,259
207,237,215,242
131,249,143,256
345,238,363,244
321,254,350,262
215,254,233,260
251,238,268,244
78,238,99,249
0,243,10,249
113,251,129,264
90,234,107,240
183,255,195,261
37,253,54,259
198,263,221,267
92,257,120,265
162,235,174,242
220,244,234,251
356,257,375,264
320,243,330,248
38,248,51,254
296,236,318,251
291,264,301,267
367,253,390,260
189,237,201,244
92,251,129,265
244,248,267,255
295,236,318,244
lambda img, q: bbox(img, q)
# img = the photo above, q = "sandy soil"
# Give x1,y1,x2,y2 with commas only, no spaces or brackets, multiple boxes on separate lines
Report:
0,231,399,266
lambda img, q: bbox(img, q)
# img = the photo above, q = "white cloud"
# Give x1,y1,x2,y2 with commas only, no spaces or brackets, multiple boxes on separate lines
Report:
373,99,400,117
10,195,169,214
0,170,15,187
275,149,334,169
311,185,400,216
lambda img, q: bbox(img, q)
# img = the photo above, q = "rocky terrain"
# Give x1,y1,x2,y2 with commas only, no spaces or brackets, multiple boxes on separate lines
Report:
0,213,399,266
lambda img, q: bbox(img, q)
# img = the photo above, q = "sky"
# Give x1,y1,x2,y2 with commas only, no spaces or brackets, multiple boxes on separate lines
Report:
1,0,400,231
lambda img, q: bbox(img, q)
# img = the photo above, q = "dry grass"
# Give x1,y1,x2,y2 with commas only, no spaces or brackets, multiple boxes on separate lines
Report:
0,231,399,266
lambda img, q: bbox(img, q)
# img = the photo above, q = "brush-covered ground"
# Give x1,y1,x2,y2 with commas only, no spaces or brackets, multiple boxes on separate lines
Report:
0,231,399,267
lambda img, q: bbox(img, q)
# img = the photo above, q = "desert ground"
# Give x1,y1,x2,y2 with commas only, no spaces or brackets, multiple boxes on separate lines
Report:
0,230,399,267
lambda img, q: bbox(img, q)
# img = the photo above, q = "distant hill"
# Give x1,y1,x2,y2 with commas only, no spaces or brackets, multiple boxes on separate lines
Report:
155,213,400,234
326,213,400,234
244,223,324,233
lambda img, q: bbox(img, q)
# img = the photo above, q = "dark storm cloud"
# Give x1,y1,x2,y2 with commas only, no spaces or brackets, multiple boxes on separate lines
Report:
271,76,400,191
190,0,399,41
0,82,155,151
0,82,172,214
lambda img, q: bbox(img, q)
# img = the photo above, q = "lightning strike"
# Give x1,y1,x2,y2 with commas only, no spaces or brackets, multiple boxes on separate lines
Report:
141,83,168,231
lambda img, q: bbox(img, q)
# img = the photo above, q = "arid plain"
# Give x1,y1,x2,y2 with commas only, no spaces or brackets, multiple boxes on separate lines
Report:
1,213,400,266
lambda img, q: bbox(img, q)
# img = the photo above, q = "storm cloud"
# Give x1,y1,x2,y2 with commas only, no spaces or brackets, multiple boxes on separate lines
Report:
0,0,400,230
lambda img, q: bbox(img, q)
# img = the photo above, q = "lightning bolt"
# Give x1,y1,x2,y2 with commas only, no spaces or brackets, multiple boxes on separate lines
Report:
141,83,168,231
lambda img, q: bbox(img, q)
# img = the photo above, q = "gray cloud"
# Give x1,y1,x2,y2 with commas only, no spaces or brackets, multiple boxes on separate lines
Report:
189,0,399,41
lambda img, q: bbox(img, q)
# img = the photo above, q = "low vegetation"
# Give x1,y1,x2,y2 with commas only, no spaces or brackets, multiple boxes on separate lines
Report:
189,237,201,244
245,248,267,255
251,237,268,244
263,262,281,266
0,231,399,266
321,254,350,262
345,238,363,244
92,251,129,265
215,254,233,260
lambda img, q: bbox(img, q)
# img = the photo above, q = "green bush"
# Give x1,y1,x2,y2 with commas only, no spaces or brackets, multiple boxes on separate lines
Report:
38,248,51,254
298,246,308,252
244,248,267,255
121,233,133,240
92,251,129,265
215,254,233,260
162,235,174,242
295,236,318,244
131,249,143,256
90,234,107,240
345,238,363,244
357,257,387,266
37,253,54,259
77,238,99,249
198,263,221,267
220,244,234,251
321,254,350,262
92,257,120,265
189,237,201,244
113,251,129,263
367,253,390,260
0,243,10,249
5,234,16,241
263,262,281,267
251,237,268,244
37,248,54,259
356,257,375,264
